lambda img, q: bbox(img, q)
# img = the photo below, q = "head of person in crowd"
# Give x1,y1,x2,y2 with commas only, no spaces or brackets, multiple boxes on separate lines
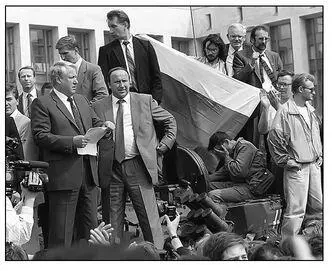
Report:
291,73,316,103
126,241,161,260
276,70,294,103
50,62,78,97
249,242,284,260
307,234,323,260
202,34,225,63
250,25,270,53
5,242,28,260
203,231,248,260
207,131,231,151
227,23,247,51
106,9,131,41
56,35,81,64
41,82,53,95
18,66,36,93
5,83,19,117
108,67,131,99
209,131,237,156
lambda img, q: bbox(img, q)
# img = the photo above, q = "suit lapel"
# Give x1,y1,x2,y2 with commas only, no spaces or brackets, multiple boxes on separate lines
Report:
77,60,86,90
103,96,114,122
264,51,275,71
246,46,262,82
73,95,89,133
50,90,80,133
130,93,140,137
132,37,141,75
113,41,127,67
18,94,24,114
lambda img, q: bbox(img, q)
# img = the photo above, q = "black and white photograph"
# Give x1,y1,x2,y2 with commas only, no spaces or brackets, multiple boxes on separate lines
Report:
3,1,331,266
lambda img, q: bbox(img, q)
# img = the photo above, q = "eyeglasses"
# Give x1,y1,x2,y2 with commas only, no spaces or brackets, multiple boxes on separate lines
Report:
276,82,292,88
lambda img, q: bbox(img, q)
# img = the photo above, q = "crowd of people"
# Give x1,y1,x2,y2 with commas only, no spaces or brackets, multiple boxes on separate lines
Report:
5,9,323,261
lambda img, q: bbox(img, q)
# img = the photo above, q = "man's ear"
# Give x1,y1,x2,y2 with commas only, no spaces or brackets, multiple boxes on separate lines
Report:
55,76,62,84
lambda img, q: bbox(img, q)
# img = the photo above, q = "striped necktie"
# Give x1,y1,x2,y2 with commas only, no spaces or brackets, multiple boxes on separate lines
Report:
67,96,85,135
26,93,33,118
114,99,125,163
259,54,276,84
123,41,138,91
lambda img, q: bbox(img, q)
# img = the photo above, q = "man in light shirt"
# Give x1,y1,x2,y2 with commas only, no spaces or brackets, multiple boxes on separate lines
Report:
17,66,41,118
223,23,247,77
92,67,177,249
56,35,108,103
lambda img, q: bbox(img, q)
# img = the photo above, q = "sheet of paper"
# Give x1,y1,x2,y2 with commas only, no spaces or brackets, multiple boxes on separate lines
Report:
77,127,107,156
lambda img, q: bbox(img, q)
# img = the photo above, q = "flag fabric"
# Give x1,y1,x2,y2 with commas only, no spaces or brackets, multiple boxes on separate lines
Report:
137,34,260,149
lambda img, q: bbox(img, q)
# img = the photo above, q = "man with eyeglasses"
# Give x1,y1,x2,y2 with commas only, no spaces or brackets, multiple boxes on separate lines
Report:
268,73,322,240
258,70,294,196
223,23,247,77
233,25,283,146
195,34,227,75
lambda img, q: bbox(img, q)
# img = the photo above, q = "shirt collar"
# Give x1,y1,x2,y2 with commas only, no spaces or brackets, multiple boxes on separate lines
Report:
10,109,20,119
112,92,130,106
23,87,37,99
74,56,83,71
228,44,242,54
53,88,71,103
119,35,133,46
286,99,315,115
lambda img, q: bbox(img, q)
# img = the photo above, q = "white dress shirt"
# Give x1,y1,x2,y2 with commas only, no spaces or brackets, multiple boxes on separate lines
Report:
226,44,243,77
74,56,83,72
112,93,139,160
53,89,76,119
22,88,37,117
6,196,34,246
119,35,136,77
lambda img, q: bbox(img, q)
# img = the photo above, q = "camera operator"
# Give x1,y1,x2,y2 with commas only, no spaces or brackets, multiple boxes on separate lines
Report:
6,172,41,246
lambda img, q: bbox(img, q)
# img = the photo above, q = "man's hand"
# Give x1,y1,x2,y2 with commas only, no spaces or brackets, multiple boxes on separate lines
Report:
103,121,115,131
163,211,180,237
88,221,113,246
268,89,281,110
73,135,90,148
286,159,301,171
316,157,323,167
260,91,271,109
157,142,169,156
213,145,230,160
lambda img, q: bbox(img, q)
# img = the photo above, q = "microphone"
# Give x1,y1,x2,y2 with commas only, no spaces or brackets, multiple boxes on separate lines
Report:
10,160,49,169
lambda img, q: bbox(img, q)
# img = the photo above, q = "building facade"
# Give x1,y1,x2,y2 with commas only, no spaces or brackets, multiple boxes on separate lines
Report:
5,6,323,113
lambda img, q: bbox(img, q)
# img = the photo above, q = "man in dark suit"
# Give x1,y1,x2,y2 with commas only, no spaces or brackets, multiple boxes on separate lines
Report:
222,23,247,77
233,25,283,146
56,35,108,103
92,67,177,249
98,10,163,103
31,62,114,248
17,66,41,118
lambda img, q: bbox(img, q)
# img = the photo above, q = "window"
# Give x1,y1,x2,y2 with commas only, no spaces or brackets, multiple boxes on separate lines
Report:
306,16,323,113
270,23,294,72
68,30,90,61
206,14,212,30
171,37,191,55
104,30,114,45
6,26,16,83
30,27,54,84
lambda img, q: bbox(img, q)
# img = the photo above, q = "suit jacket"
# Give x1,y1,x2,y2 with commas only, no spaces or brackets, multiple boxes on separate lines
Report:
98,36,163,102
76,59,109,103
12,110,39,161
31,90,103,191
233,46,283,88
17,89,42,116
92,92,177,188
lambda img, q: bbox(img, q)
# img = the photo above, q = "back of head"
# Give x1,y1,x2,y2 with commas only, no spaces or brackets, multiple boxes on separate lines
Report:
202,231,245,260
56,35,78,51
249,243,283,260
5,242,28,260
125,241,160,260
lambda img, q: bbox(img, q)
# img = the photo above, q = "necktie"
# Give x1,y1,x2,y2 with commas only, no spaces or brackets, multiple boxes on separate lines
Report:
259,54,276,84
27,93,33,118
114,99,125,163
67,96,85,135
122,41,138,90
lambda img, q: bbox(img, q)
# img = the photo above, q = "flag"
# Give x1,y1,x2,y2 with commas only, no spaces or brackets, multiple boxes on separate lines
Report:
137,34,260,149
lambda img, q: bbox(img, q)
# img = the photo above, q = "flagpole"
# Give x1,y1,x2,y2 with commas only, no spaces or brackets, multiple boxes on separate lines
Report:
190,6,197,57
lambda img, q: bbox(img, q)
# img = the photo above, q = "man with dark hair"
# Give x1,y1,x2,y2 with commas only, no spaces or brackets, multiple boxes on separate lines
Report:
5,242,28,260
31,62,114,248
233,25,283,146
223,23,247,77
207,132,271,203
98,9,163,103
56,35,108,103
17,66,41,118
92,66,177,249
195,34,226,74
203,231,248,260
268,73,322,240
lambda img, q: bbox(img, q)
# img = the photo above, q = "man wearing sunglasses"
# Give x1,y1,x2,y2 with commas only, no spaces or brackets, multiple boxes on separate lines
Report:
268,73,322,240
